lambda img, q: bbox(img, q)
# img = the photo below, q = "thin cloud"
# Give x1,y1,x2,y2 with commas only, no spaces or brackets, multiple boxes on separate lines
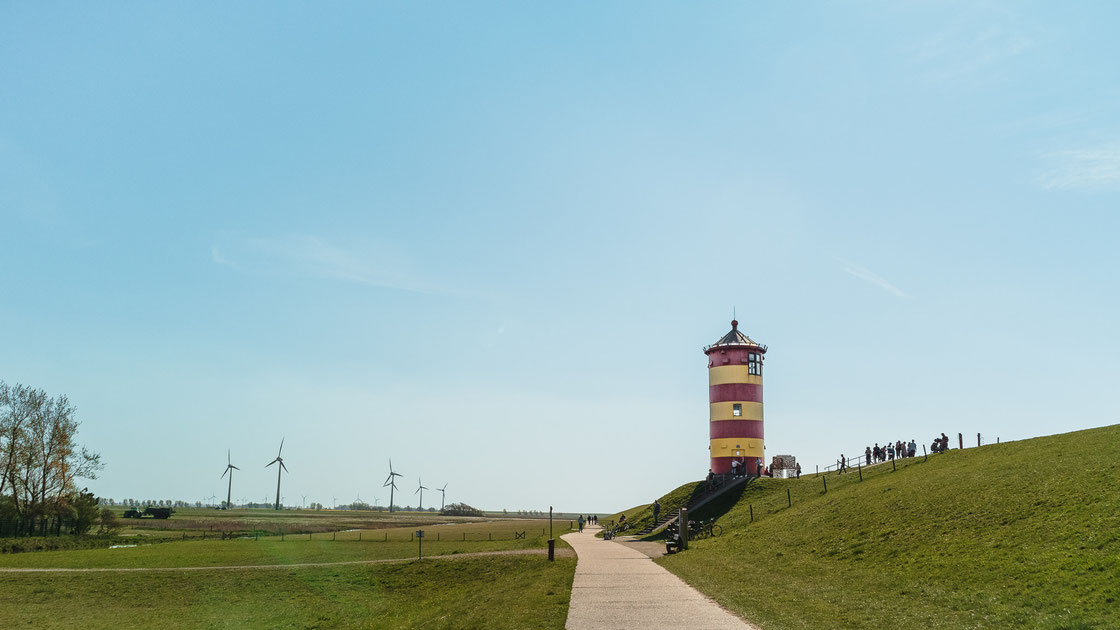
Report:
1037,146,1120,192
210,234,452,295
836,258,911,299
910,25,1034,83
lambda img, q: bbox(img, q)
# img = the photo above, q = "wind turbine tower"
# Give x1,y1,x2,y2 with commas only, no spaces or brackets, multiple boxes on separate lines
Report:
220,450,240,510
438,483,448,510
383,460,403,513
415,478,429,511
265,438,289,510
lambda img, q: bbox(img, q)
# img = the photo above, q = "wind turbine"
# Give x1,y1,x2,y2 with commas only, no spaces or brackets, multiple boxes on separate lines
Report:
415,478,429,511
437,483,448,510
265,438,288,510
383,460,403,513
220,450,239,510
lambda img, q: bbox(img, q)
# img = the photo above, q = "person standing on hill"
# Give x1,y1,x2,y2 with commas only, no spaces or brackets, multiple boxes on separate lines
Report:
578,515,584,532
865,446,872,466
653,500,661,524
796,462,802,478
909,439,917,458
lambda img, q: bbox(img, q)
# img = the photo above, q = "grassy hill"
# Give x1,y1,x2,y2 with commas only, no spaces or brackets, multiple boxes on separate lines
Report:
641,425,1119,629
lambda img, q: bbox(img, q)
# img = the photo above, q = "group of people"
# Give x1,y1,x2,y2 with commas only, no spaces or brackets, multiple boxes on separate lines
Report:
930,432,951,453
837,433,953,472
577,514,598,532
864,439,919,465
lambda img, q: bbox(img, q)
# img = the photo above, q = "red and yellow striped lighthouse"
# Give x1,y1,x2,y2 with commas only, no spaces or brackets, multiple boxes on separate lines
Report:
704,320,767,474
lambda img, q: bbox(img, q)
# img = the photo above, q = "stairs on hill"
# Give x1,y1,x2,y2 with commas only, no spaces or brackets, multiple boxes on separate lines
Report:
634,475,754,536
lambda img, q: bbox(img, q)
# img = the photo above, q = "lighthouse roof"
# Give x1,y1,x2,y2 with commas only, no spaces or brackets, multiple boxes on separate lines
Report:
704,320,767,353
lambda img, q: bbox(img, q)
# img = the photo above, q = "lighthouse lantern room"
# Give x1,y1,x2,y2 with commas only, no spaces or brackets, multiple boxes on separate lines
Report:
704,320,767,474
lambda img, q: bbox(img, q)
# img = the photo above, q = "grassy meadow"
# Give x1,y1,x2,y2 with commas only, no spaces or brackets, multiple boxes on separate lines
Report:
0,511,578,628
645,424,1120,629
1,554,576,629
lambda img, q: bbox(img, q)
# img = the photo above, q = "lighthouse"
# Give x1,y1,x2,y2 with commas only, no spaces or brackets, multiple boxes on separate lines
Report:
704,320,767,474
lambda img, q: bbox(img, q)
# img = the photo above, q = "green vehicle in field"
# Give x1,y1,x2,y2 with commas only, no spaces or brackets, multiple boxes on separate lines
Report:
122,506,174,519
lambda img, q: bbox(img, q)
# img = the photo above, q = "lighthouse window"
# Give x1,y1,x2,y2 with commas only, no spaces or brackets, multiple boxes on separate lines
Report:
733,403,742,417
748,354,762,375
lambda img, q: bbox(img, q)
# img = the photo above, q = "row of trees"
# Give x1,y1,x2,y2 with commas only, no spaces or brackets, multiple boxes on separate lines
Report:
0,382,103,536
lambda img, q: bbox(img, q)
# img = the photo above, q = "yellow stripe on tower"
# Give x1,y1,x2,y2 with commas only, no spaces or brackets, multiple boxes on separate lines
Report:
709,438,764,458
708,367,763,386
709,401,763,422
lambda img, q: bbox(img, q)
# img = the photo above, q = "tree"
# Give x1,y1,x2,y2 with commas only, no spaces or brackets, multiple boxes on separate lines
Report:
0,382,103,536
97,508,120,535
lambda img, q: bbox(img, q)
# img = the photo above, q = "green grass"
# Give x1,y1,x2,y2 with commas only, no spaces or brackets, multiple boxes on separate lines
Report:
0,520,571,569
655,425,1120,629
599,480,706,536
0,554,576,629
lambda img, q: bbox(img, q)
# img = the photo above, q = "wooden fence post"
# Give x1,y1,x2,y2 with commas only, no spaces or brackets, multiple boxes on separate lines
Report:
787,489,791,507
858,463,863,481
750,504,754,522
822,476,828,493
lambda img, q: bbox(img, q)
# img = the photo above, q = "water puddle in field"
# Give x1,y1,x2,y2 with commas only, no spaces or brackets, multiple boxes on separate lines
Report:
108,545,138,549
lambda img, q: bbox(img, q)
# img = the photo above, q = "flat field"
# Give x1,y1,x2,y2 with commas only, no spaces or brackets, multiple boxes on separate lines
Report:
1,554,576,629
0,514,577,628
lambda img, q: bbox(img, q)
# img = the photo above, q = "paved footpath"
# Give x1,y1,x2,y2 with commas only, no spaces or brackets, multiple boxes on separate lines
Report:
561,525,759,629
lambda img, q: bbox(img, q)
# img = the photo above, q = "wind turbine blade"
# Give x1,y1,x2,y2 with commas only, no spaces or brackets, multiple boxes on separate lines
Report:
266,459,278,467
278,438,285,457
414,487,420,495
221,468,229,480
231,465,240,471
280,461,288,473
442,483,448,491
228,450,231,465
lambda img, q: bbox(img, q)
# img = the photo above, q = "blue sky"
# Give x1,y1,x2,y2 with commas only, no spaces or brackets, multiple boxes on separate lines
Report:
2,2,1118,512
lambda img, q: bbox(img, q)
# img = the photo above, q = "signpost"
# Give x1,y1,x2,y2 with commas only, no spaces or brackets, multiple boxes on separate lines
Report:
548,506,555,561
416,530,424,559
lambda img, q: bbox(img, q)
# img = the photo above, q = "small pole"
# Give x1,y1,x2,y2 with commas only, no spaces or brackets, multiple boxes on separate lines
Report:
892,458,896,472
815,465,818,477
923,444,928,462
680,508,689,550
333,531,335,541
997,437,1000,444
787,488,791,507
548,506,555,562
858,463,863,481
463,532,465,541
437,532,440,541
489,532,492,541
358,531,361,542
958,433,963,450
822,476,828,493
977,432,981,447
749,504,754,522
417,531,423,559
309,532,312,541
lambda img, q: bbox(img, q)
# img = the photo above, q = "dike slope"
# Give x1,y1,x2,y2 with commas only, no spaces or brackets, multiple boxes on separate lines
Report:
644,425,1119,629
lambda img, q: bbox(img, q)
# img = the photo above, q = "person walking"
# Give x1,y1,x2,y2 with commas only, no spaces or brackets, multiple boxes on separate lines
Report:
795,462,802,478
578,515,585,532
653,500,661,524
839,454,846,473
